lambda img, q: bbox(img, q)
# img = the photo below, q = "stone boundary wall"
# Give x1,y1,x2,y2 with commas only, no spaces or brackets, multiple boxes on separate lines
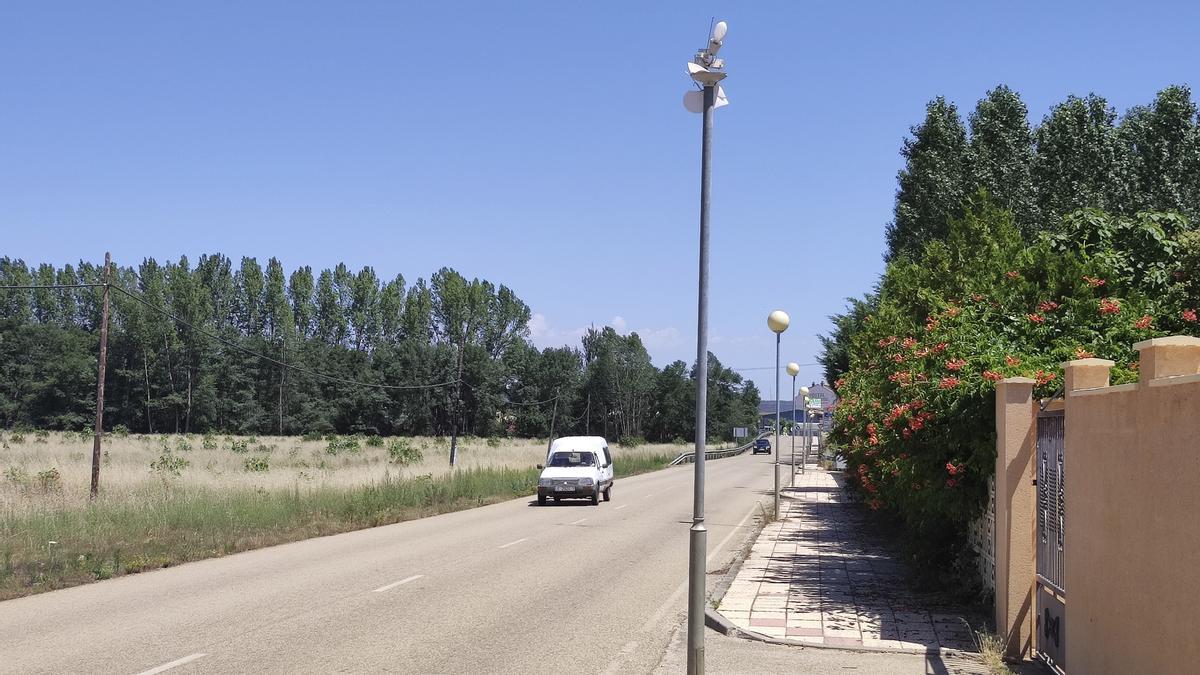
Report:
992,336,1200,674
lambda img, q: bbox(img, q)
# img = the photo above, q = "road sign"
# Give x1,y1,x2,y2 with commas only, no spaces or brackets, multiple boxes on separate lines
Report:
733,427,748,438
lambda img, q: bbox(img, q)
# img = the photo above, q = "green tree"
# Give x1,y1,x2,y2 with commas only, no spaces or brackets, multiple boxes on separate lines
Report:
819,294,878,386
288,265,316,339
234,257,264,337
885,97,971,261
1033,94,1131,224
1118,85,1200,217
969,85,1038,235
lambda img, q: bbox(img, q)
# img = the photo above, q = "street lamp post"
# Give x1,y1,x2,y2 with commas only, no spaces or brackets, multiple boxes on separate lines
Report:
787,362,800,487
768,310,789,519
686,20,728,675
798,385,810,475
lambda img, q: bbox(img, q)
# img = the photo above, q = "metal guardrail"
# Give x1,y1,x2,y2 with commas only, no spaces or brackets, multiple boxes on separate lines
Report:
668,432,768,466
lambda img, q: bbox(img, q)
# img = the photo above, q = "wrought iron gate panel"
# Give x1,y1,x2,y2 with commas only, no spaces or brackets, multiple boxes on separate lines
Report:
1036,411,1065,592
1036,409,1066,672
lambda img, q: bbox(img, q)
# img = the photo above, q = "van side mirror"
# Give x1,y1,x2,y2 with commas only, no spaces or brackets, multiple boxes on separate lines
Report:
536,464,544,470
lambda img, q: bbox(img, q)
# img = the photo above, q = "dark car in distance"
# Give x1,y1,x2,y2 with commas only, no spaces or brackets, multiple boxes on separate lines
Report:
752,438,771,454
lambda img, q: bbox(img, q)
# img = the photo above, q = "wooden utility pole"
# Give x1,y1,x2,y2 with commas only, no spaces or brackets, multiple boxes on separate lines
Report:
90,252,112,499
545,388,560,456
449,342,465,466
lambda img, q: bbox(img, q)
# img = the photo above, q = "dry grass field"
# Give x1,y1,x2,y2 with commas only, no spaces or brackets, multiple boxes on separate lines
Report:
0,430,697,600
0,431,687,514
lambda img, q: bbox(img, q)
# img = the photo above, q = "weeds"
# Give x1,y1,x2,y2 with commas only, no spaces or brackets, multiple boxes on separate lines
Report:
387,438,423,466
243,457,270,473
5,466,29,488
150,450,188,478
325,437,361,456
974,631,1014,674
36,468,62,492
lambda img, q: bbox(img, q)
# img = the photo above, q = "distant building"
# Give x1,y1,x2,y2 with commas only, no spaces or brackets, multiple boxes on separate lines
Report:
757,381,838,432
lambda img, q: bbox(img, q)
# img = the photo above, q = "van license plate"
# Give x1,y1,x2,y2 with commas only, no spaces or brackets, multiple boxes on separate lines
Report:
554,486,574,492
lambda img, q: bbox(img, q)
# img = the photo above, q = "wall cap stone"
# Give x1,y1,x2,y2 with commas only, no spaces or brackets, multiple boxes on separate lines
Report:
999,377,1036,384
1059,358,1116,369
1148,373,1200,388
1071,383,1137,397
1133,336,1200,351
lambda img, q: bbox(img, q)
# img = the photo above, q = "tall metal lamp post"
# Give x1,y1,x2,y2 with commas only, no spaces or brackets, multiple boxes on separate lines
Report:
685,19,729,675
787,362,800,486
768,310,789,519
798,385,810,475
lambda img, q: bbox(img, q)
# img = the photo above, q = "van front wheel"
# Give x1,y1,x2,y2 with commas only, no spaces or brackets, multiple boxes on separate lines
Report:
590,488,599,506
603,484,612,502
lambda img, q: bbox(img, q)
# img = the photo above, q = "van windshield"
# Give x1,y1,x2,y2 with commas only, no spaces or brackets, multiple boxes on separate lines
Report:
547,451,596,468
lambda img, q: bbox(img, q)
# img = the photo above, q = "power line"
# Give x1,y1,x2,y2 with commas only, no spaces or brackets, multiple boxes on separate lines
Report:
106,283,459,392
0,283,105,290
732,362,820,372
459,379,561,407
502,393,561,407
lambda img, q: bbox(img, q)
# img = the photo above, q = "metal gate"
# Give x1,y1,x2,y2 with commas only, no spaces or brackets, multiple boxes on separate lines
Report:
1035,409,1066,672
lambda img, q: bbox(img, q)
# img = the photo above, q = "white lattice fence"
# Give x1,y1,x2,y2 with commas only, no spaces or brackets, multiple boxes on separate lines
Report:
968,475,996,597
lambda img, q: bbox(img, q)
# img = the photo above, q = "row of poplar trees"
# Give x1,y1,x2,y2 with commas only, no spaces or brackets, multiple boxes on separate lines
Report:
823,84,1200,382
0,255,760,441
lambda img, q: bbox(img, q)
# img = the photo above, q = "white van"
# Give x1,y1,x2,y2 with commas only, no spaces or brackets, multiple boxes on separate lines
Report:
536,436,614,506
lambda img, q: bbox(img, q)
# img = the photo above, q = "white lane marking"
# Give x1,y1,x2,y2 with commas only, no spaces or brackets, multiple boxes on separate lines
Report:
615,504,629,511
569,518,588,525
639,501,760,632
498,537,528,549
372,574,424,593
643,493,655,498
133,653,206,675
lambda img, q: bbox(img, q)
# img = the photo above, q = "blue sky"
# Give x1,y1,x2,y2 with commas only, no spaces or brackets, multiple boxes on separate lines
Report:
3,1,1198,401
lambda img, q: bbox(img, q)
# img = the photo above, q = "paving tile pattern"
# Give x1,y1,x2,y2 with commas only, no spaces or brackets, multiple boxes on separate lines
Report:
717,466,979,653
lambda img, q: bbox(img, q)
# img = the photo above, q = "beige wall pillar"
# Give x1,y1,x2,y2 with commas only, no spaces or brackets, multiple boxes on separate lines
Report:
1133,336,1200,385
994,377,1036,659
1061,357,1114,392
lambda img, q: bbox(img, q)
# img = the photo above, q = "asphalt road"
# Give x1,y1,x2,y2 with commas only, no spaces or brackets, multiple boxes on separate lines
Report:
0,449,785,674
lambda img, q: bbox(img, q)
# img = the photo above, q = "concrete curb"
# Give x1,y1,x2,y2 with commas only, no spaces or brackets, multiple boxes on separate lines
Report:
707,610,975,657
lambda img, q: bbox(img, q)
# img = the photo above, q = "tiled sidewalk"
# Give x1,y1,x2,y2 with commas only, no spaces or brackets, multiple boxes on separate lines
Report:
715,466,979,653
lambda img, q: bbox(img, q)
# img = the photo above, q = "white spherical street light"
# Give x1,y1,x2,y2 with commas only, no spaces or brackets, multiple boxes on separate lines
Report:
767,310,790,334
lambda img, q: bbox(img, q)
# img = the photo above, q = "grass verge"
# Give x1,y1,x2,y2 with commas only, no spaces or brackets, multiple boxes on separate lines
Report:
2,454,677,601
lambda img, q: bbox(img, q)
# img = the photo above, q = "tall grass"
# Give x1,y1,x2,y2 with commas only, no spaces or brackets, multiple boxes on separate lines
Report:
614,452,680,478
0,432,677,600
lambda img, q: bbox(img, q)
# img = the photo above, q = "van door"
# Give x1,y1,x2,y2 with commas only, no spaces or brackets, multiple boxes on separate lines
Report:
601,446,614,487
